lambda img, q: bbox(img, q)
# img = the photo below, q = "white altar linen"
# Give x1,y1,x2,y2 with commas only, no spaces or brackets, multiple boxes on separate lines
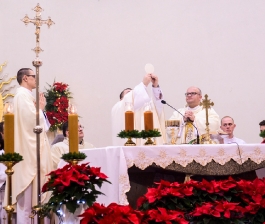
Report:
58,144,265,208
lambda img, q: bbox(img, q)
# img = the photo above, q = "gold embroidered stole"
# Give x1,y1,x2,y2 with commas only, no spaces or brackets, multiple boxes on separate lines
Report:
185,121,194,143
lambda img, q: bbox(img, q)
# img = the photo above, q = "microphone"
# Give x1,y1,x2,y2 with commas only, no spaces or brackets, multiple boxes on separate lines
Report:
161,100,200,144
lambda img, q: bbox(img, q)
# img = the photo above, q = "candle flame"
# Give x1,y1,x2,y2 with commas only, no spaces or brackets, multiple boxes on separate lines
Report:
68,104,77,114
4,102,13,114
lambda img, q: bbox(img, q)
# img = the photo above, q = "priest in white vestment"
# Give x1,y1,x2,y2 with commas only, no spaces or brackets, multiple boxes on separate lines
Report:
9,68,53,224
111,74,166,146
220,116,246,144
169,86,220,144
51,121,94,170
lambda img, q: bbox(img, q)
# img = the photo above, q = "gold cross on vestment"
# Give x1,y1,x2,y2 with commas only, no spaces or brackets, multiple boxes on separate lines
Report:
21,3,55,58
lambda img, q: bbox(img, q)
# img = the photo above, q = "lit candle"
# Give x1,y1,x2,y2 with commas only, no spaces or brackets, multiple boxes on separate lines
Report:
125,111,134,131
4,104,14,153
144,111,153,131
68,105,78,153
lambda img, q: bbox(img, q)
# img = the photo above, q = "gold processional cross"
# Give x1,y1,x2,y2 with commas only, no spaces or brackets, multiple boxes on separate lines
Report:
21,4,54,223
21,3,54,58
200,94,214,144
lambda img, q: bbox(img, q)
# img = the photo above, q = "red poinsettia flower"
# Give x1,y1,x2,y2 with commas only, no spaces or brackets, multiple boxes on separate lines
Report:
197,179,218,194
53,82,69,92
136,196,147,208
147,207,187,224
245,202,261,214
191,202,221,218
145,187,164,203
52,169,74,187
215,201,240,218
79,207,97,224
218,178,237,191
89,167,108,179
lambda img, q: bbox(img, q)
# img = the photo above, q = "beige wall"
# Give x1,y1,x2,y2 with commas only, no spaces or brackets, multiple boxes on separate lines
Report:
1,0,264,147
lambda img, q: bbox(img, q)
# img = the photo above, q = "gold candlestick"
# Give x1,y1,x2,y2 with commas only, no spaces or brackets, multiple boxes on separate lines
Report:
124,137,136,146
144,137,154,145
0,161,20,224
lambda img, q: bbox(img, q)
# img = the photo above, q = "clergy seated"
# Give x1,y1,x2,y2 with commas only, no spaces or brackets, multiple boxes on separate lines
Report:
51,121,94,170
51,134,64,145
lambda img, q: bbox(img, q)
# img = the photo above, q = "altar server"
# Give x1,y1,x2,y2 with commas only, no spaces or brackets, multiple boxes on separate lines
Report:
9,68,53,224
220,116,246,144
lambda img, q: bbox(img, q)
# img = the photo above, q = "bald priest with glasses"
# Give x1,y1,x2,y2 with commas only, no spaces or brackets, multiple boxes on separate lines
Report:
169,86,220,144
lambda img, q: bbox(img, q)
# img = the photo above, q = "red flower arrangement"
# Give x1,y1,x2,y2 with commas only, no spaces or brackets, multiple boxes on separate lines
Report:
41,163,110,218
79,177,265,224
44,81,71,131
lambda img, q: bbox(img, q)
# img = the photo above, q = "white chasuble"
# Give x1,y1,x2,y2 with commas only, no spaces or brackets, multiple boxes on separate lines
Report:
169,105,220,144
10,87,53,206
111,82,166,146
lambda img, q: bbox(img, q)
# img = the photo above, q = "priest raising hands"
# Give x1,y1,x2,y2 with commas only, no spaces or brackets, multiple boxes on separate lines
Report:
111,73,166,146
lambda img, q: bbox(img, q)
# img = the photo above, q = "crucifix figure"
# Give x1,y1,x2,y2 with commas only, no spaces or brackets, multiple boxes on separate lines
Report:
200,94,215,144
21,3,55,58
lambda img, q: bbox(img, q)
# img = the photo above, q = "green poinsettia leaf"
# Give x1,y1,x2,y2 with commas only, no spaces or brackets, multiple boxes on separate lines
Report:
260,130,265,138
66,200,79,214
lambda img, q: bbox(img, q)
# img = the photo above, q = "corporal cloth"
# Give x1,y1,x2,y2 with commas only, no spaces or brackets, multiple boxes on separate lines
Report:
169,105,220,144
111,82,166,146
10,87,53,205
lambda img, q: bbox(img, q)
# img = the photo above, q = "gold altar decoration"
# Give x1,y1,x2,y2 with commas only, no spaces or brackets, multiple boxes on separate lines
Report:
0,62,17,122
21,4,54,223
125,137,136,146
0,62,7,73
144,137,154,145
165,120,180,145
200,94,215,144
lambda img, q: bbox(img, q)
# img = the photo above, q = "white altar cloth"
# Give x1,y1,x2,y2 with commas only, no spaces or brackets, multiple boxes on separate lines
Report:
58,144,265,206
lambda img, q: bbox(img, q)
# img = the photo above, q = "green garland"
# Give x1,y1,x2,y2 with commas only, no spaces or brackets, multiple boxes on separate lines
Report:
260,130,265,138
117,130,161,139
117,130,142,139
0,152,23,162
140,130,161,139
61,152,87,160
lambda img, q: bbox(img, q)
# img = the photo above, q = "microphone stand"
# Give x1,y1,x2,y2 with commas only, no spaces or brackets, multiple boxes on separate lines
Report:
161,100,200,144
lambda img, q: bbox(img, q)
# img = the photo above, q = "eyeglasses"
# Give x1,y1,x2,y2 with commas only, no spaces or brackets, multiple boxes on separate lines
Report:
78,125,84,130
185,92,199,96
222,123,233,127
26,75,36,78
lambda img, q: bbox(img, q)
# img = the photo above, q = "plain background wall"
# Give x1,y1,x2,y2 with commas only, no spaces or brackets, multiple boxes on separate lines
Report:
1,0,264,147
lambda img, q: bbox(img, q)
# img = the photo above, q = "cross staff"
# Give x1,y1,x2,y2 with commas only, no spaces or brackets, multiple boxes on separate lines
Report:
200,94,214,144
21,3,54,57
21,4,54,223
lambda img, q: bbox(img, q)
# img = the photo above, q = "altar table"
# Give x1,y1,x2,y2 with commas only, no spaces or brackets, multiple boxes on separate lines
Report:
58,144,265,206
